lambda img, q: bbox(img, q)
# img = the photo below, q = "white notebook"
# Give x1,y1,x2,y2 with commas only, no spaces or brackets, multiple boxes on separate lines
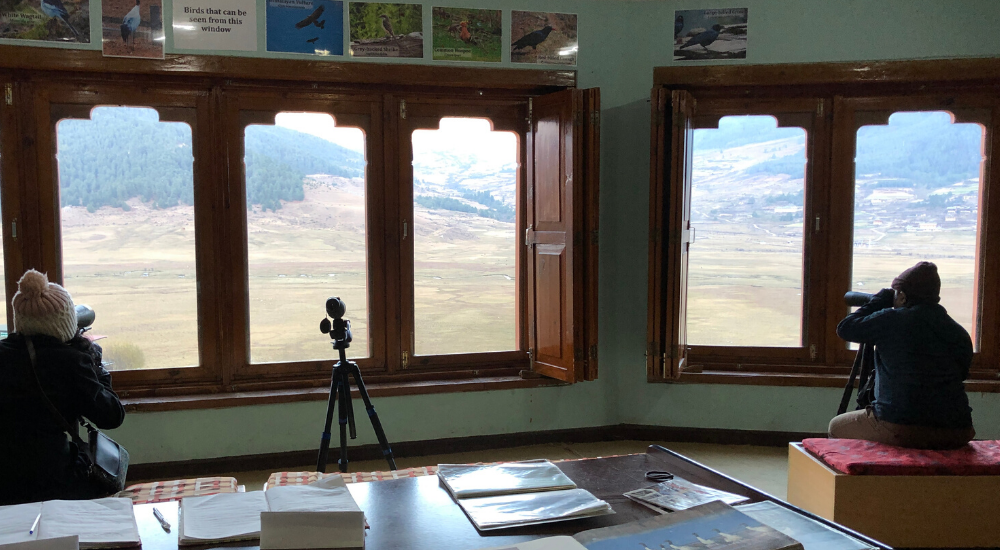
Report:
179,475,364,549
0,499,139,549
437,460,577,499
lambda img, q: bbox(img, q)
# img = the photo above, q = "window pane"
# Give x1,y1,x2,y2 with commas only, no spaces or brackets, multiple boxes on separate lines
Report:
688,116,807,346
852,111,984,342
244,113,367,363
411,118,517,355
57,107,197,370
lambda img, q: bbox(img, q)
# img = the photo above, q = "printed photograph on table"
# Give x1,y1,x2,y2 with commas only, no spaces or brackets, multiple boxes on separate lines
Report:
673,7,747,61
349,2,422,58
0,0,90,42
267,0,344,56
510,11,577,66
174,0,257,52
432,7,501,62
102,0,164,59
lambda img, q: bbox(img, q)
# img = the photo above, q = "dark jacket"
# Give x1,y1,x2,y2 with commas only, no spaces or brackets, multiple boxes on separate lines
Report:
837,296,973,429
0,333,125,505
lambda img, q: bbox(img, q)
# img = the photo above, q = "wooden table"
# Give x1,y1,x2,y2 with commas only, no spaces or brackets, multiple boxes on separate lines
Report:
135,445,889,550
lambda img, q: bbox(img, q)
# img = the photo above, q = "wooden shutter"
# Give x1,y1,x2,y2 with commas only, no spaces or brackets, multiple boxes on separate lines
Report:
647,88,695,380
526,88,600,383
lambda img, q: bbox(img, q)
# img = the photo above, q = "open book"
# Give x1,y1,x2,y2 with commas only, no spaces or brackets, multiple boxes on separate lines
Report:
0,499,139,549
476,501,804,550
179,475,364,549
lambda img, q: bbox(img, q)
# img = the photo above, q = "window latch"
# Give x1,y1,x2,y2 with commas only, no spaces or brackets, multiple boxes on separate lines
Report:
525,224,536,247
403,221,408,240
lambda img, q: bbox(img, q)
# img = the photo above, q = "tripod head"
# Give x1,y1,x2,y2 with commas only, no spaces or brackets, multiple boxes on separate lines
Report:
320,296,353,351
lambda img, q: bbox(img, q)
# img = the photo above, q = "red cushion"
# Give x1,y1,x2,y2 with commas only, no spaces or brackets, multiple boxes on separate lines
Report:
802,438,1000,475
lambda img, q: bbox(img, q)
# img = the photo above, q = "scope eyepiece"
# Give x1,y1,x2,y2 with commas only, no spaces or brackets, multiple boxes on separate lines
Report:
326,297,346,320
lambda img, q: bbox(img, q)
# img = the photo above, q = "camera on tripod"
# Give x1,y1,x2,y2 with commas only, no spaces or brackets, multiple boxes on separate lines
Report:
319,297,352,347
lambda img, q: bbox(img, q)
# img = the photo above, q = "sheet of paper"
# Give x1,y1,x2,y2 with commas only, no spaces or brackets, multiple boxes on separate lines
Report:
0,536,79,550
458,488,613,531
438,460,577,499
0,502,43,545
476,536,586,550
37,499,139,548
179,492,268,543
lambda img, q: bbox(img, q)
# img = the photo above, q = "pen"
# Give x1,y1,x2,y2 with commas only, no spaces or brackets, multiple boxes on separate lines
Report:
152,507,171,533
29,513,40,535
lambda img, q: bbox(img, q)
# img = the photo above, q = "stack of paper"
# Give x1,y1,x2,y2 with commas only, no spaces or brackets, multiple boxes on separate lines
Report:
438,460,612,531
623,476,750,512
437,460,577,498
178,475,364,549
0,499,140,549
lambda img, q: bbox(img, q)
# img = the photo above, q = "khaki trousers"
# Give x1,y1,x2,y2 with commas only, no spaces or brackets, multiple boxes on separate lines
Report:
828,408,975,450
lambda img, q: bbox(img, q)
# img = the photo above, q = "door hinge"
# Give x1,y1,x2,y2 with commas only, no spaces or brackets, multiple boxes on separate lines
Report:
10,219,16,240
591,110,600,127
809,344,818,360
527,98,532,125
4,84,11,106
817,101,824,117
399,99,407,120
525,224,535,247
589,344,597,360
401,351,409,369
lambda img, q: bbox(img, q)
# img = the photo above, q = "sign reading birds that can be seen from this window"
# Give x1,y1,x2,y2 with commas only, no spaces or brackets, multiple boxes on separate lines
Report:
174,0,257,52
349,2,423,58
510,11,577,66
101,0,165,59
0,0,91,42
431,7,501,62
267,0,343,55
673,8,747,62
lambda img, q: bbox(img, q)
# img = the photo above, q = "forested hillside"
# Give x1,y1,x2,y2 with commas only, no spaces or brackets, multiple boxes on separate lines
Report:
56,107,365,212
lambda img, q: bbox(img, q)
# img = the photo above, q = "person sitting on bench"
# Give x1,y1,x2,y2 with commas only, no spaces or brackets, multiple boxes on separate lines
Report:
830,261,975,450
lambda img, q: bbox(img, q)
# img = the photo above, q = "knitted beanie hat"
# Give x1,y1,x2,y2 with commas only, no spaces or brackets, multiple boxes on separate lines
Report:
891,261,941,305
12,269,78,343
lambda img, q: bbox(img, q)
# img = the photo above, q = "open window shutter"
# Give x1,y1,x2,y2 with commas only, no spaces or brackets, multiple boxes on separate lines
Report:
527,88,599,383
646,87,670,379
665,90,695,379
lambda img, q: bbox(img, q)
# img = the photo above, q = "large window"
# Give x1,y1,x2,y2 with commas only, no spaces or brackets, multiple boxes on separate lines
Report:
56,106,198,371
648,76,1000,386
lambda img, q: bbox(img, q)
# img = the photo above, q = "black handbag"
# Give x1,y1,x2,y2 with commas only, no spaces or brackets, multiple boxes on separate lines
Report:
25,336,130,496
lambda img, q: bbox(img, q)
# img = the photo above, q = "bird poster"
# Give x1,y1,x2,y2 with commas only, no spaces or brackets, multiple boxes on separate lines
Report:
173,0,257,52
267,0,344,56
510,11,576,66
431,7,501,62
349,2,422,58
101,0,164,58
673,8,747,62
0,0,90,42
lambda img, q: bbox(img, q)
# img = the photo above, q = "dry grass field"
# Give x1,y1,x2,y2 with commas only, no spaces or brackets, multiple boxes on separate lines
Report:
59,176,515,371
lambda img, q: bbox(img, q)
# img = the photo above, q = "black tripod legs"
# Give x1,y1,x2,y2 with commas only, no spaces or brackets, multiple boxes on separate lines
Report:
351,369,397,470
316,360,396,473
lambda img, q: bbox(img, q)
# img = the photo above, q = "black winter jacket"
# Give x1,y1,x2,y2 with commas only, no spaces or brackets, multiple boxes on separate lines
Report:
0,333,125,505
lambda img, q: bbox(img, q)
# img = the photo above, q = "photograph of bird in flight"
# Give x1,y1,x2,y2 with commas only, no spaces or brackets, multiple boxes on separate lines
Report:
102,0,164,58
510,11,577,66
0,0,90,42
268,0,343,55
349,2,423,58
673,7,747,61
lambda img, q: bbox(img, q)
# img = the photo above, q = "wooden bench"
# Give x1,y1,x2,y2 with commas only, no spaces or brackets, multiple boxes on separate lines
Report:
787,441,1000,548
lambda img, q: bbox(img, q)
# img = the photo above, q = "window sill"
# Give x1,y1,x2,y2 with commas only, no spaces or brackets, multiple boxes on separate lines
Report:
121,373,566,413
655,370,1000,393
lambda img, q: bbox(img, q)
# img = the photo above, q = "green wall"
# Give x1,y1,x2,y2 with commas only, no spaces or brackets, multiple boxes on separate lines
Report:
6,0,1000,463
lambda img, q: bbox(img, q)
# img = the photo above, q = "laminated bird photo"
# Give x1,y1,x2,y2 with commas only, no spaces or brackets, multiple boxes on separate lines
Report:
349,2,422,58
510,11,576,66
102,0,164,58
268,0,344,56
0,0,90,42
432,7,501,62
673,7,747,62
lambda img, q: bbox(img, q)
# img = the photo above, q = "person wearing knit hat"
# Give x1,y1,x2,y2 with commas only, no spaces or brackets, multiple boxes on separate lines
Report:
0,269,125,505
829,261,974,450
12,269,79,343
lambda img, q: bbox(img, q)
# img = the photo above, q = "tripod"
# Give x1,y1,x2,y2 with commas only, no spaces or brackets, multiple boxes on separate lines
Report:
316,299,396,473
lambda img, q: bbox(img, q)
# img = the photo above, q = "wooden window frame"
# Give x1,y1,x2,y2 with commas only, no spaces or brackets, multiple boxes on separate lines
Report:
647,59,1000,391
0,45,600,406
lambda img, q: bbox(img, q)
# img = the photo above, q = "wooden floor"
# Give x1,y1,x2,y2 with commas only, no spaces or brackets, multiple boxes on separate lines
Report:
206,440,790,498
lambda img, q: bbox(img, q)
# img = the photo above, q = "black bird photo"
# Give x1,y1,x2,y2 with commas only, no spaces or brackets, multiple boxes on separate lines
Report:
512,25,552,50
295,5,325,29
